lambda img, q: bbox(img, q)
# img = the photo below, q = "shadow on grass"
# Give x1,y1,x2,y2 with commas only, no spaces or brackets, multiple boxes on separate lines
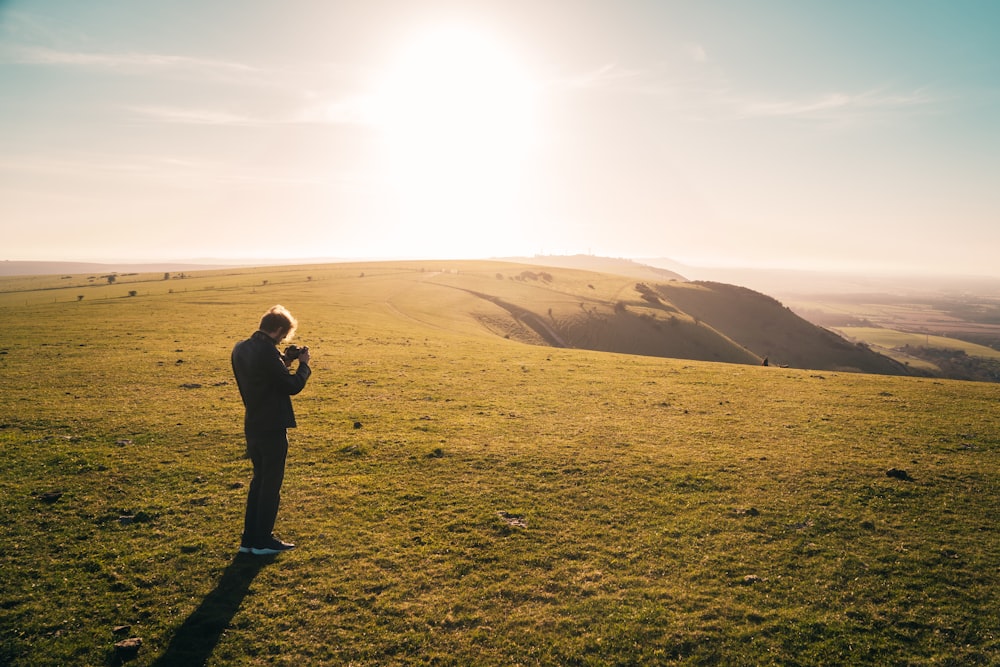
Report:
148,553,273,666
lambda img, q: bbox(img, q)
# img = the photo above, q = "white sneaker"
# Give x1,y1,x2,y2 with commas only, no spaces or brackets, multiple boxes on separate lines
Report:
250,537,295,555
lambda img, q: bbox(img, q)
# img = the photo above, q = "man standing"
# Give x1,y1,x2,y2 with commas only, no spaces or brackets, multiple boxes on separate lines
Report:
231,305,312,555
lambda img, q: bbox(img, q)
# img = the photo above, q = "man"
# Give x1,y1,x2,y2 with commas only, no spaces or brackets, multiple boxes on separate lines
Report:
231,305,312,556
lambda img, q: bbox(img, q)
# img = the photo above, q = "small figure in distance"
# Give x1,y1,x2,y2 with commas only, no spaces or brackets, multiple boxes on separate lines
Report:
231,305,312,556
761,356,769,367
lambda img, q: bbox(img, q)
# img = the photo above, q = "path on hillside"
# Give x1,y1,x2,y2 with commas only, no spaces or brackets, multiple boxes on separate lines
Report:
380,273,454,332
382,278,568,348
383,295,450,333
450,287,568,348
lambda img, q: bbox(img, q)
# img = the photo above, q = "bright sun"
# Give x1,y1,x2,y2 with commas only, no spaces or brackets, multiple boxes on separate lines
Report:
372,24,539,256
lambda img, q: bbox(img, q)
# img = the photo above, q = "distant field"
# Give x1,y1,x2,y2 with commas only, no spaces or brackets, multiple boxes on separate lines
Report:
787,294,1000,348
834,326,1000,360
1,261,998,666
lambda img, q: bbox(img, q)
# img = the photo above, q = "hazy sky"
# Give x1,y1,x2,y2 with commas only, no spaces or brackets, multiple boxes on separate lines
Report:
2,1,999,275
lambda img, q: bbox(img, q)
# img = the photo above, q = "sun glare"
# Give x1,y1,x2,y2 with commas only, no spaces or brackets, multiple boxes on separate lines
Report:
372,24,539,256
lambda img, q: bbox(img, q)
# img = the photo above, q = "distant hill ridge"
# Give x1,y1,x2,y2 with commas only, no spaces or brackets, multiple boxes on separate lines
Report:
501,254,687,282
0,260,229,277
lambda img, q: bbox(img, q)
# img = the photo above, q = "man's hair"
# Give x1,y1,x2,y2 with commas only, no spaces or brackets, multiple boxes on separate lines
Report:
259,305,297,341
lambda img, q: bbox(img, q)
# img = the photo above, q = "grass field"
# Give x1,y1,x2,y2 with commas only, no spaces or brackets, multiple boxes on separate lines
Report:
1,261,998,665
833,326,1000,360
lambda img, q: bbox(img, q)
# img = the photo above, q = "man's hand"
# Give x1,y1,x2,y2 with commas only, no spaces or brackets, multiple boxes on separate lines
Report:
298,348,311,366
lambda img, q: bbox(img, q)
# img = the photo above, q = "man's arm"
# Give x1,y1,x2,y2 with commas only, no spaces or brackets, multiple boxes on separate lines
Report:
266,347,311,395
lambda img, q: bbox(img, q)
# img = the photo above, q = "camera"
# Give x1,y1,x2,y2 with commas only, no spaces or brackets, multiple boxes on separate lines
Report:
283,344,308,361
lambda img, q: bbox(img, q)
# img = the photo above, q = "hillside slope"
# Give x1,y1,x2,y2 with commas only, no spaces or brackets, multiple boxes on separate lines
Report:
655,281,911,374
383,262,908,375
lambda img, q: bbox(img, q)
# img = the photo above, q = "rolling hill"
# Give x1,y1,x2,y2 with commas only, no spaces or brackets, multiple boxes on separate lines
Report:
381,260,910,376
653,280,910,374
0,257,910,376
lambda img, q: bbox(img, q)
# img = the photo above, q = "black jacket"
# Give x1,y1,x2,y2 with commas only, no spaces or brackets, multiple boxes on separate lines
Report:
232,330,311,433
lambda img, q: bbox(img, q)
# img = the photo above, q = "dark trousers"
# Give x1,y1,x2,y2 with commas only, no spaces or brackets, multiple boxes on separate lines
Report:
242,429,288,547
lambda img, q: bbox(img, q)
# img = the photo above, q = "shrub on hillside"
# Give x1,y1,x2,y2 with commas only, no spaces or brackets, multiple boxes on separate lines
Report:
635,283,662,305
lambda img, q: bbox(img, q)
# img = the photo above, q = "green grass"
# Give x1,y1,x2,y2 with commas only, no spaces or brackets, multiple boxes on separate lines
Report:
1,261,998,665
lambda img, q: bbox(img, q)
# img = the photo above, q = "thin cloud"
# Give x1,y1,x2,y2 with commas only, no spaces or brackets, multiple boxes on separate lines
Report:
5,44,261,75
550,51,940,125
734,88,939,121
557,63,645,90
128,96,374,127
2,40,370,88
0,153,334,187
5,43,375,126
0,155,152,176
127,106,267,126
293,95,376,125
743,92,853,117
682,43,709,64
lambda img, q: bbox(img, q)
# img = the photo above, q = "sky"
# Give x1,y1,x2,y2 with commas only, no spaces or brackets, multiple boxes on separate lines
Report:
2,1,999,276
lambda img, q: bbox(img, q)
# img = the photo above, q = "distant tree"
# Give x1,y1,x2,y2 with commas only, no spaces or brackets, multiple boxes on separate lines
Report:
128,290,138,297
77,295,84,302
163,272,170,280
106,275,117,285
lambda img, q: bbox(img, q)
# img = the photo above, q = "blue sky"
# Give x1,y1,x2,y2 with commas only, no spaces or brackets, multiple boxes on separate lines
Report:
2,1,999,275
